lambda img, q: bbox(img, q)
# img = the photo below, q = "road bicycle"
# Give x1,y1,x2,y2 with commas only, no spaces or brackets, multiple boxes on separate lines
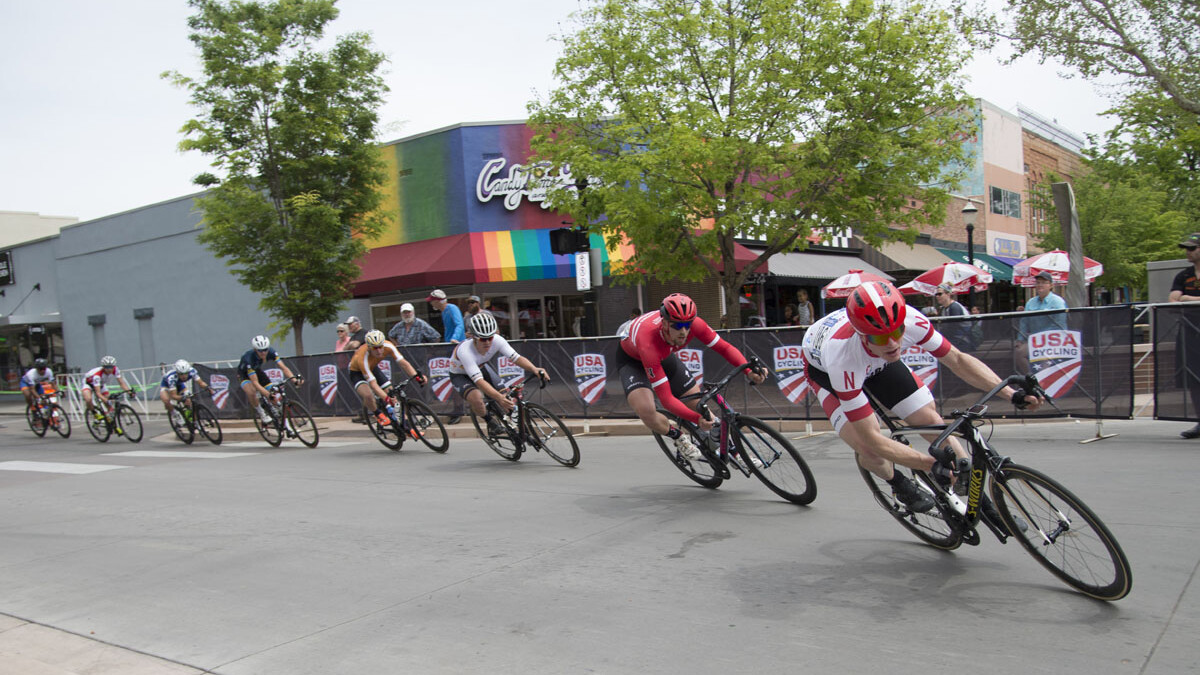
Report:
652,357,816,505
470,374,580,467
84,389,143,443
168,391,223,445
253,376,319,448
26,382,71,439
859,374,1132,601
365,377,449,453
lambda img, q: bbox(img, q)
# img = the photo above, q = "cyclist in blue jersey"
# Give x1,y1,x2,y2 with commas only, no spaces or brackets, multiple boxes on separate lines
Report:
159,359,212,421
238,335,302,423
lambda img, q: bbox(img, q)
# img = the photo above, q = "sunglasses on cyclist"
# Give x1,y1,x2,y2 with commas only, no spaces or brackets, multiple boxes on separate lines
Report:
668,320,693,331
476,336,494,343
864,326,904,346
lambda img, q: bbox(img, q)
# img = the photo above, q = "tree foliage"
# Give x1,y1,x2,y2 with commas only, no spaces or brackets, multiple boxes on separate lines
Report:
958,0,1200,115
164,0,389,353
528,0,975,325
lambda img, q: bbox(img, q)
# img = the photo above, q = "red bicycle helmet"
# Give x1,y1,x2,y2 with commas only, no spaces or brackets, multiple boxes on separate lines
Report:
845,281,906,335
660,293,698,323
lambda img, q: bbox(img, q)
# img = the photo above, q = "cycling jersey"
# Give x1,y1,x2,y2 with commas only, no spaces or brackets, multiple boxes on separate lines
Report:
618,311,746,423
801,308,950,426
161,368,199,392
20,367,56,388
348,341,407,384
448,335,520,382
83,366,122,390
237,347,283,381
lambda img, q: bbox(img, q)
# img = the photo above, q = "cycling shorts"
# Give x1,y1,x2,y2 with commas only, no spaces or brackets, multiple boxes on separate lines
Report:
614,348,696,398
350,365,389,390
805,359,932,432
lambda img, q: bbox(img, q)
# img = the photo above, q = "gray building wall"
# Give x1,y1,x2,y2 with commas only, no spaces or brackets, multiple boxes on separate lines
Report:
2,235,62,324
1147,258,1189,304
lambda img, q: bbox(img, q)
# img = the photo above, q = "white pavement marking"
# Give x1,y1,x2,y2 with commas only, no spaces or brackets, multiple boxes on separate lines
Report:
220,440,363,448
0,461,130,474
103,451,259,459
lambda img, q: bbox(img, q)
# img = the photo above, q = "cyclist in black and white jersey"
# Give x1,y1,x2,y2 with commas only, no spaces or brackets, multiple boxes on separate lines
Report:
449,312,549,435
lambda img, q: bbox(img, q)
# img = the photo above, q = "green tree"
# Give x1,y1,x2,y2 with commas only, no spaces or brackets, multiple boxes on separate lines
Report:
164,0,389,354
529,0,975,326
959,0,1200,115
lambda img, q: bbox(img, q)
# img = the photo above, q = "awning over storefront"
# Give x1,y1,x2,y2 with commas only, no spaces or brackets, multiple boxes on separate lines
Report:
933,248,1014,282
355,230,765,295
873,241,955,272
766,252,894,282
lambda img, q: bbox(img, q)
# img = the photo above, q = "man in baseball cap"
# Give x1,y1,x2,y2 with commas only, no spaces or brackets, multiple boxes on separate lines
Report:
344,316,365,351
1170,234,1200,437
1180,233,1200,249
427,289,465,423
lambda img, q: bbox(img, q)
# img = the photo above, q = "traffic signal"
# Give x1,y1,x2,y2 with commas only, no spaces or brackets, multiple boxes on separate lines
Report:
550,228,590,255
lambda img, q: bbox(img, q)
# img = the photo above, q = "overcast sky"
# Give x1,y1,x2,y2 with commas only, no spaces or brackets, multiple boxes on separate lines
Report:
1,0,1121,223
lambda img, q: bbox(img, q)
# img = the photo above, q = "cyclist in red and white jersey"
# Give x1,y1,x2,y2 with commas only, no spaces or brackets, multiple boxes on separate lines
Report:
81,355,135,419
617,293,766,460
801,280,1041,513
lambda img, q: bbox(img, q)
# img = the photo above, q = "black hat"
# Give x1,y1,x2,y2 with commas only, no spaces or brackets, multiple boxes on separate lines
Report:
1034,271,1054,282
1180,233,1200,249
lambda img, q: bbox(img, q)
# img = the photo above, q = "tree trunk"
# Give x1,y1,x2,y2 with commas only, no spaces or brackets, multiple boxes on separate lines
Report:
723,274,743,329
292,317,305,356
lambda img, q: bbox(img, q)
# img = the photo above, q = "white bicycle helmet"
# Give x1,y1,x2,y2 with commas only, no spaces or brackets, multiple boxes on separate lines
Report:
100,355,117,367
251,335,270,350
174,359,191,374
365,329,386,346
469,312,498,339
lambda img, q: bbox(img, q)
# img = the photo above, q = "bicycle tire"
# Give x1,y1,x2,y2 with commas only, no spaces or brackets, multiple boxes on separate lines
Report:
652,409,724,489
170,406,195,444
367,408,402,450
524,403,580,467
255,413,283,447
26,406,48,437
115,404,143,443
406,399,447,453
733,416,816,505
194,405,223,445
284,401,320,448
471,402,521,461
48,404,71,438
86,409,112,443
989,463,1132,601
860,464,962,550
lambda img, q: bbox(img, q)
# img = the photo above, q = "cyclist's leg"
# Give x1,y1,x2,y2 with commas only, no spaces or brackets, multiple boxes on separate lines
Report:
615,349,675,435
159,387,177,415
21,384,35,409
81,386,95,414
240,378,261,413
351,371,375,412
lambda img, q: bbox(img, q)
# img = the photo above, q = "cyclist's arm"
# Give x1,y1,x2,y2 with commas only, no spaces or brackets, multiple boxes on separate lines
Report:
513,355,547,381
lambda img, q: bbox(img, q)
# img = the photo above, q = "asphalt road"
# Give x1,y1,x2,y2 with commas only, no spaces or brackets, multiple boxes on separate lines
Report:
0,416,1196,674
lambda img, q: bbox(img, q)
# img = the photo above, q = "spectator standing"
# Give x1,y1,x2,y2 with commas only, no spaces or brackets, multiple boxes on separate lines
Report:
429,289,466,423
934,283,974,350
1169,232,1200,438
344,316,366,351
782,304,800,326
1017,271,1068,339
334,323,351,352
794,289,815,325
388,303,441,346
616,307,642,337
969,305,984,349
462,295,482,338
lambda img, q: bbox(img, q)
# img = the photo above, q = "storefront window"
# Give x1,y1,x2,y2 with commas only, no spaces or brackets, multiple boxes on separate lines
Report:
486,297,512,339
739,284,765,328
0,324,64,390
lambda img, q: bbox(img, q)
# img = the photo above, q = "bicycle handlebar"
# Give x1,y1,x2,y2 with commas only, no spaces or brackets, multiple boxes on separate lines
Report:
696,357,767,419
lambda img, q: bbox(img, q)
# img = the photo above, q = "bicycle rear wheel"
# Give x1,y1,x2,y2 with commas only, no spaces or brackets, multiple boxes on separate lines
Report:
471,402,521,461
860,464,962,550
26,406,48,437
990,463,1132,601
406,399,447,453
115,404,143,443
194,405,223,445
284,401,319,448
366,407,402,450
170,407,194,444
48,404,71,438
86,409,112,443
255,415,283,446
732,416,816,505
652,410,723,489
524,403,580,467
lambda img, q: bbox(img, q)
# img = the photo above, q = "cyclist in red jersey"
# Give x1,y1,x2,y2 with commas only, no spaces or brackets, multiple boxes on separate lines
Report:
616,293,766,460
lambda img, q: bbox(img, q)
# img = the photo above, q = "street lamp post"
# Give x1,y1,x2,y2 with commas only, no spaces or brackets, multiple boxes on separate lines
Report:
962,201,978,310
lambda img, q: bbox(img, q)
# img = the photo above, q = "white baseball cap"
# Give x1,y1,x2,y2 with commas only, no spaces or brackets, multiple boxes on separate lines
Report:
400,303,414,313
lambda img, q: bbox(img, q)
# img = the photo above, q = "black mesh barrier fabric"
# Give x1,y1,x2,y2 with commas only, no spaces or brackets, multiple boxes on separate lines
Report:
1153,304,1200,422
190,307,1136,422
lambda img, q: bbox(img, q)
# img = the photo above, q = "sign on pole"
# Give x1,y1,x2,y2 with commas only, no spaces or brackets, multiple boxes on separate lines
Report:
575,251,591,291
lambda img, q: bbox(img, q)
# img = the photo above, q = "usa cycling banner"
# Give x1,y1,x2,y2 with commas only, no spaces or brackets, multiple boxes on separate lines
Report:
771,345,808,404
1027,329,1083,397
319,364,338,406
496,355,525,389
678,348,704,388
574,353,606,405
265,367,285,384
900,347,938,389
209,373,231,410
427,356,454,402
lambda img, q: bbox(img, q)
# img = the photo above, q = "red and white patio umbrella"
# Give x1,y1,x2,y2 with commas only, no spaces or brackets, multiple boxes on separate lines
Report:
907,262,993,296
897,280,928,296
1012,249,1103,287
821,269,889,299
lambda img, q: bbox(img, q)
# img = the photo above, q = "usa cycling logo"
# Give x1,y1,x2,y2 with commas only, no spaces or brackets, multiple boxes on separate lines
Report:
428,357,453,401
574,353,606,405
678,349,704,387
1028,329,1082,397
319,365,338,405
265,367,284,384
209,374,230,410
378,360,392,383
497,356,524,389
900,347,938,388
773,345,808,403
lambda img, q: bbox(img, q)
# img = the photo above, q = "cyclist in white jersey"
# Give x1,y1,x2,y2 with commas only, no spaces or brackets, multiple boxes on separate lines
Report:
448,312,548,435
81,355,135,418
802,281,1041,513
20,358,56,410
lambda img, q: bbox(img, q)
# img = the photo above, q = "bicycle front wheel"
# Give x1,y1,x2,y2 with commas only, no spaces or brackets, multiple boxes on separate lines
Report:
990,463,1132,601
115,404,143,443
406,399,447,453
470,403,521,461
652,410,723,489
86,409,112,443
284,401,319,448
860,464,962,550
733,416,816,505
524,403,580,467
170,408,195,444
48,404,71,438
194,405,223,445
255,411,283,447
26,406,48,437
